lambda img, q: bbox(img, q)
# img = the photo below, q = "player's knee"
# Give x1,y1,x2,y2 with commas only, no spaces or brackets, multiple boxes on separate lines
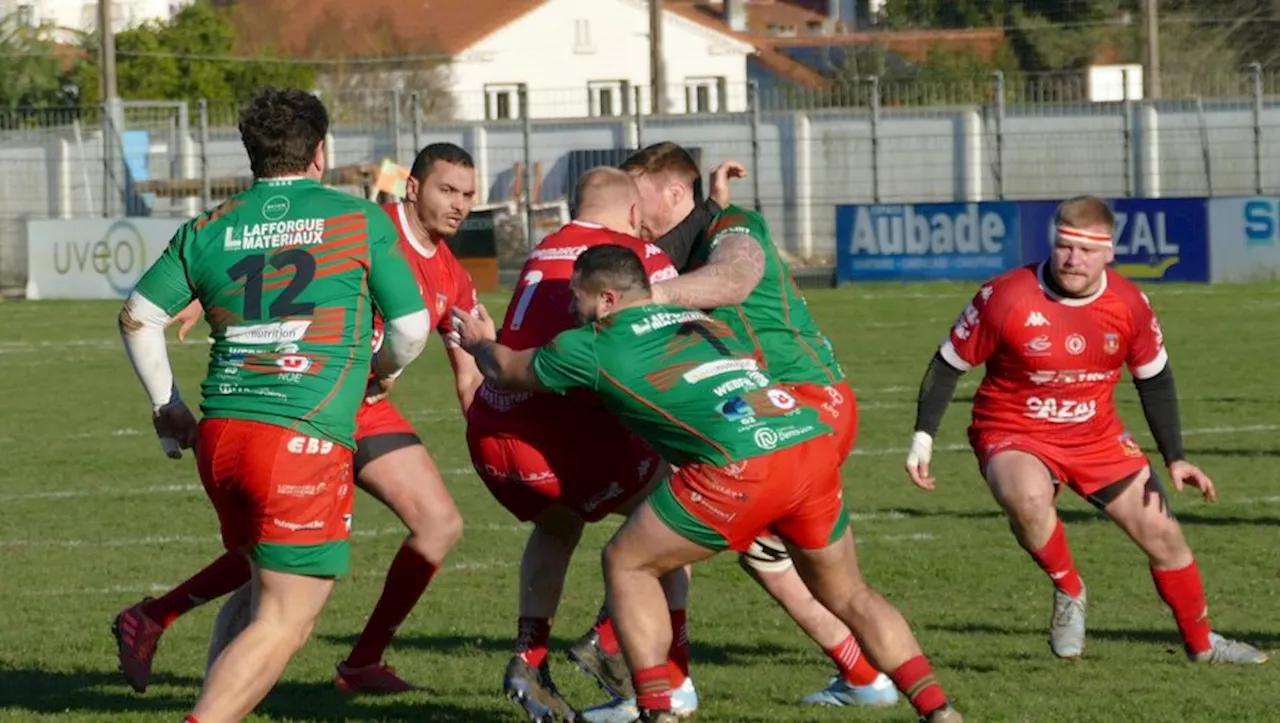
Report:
408,509,463,562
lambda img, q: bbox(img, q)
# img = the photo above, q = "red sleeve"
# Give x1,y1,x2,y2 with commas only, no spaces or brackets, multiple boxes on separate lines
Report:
939,282,1008,370
440,251,480,349
1125,290,1169,379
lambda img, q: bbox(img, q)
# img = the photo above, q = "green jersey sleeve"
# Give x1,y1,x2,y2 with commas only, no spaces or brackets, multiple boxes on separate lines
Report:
132,223,195,315
531,325,599,393
708,206,770,253
366,210,425,319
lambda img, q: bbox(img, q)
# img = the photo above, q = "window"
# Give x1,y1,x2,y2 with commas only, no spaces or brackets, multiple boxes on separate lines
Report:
573,19,594,53
588,81,625,117
485,84,521,120
16,4,35,26
684,77,724,114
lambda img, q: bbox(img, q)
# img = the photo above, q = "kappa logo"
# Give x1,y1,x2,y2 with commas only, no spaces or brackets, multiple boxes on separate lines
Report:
1025,311,1050,327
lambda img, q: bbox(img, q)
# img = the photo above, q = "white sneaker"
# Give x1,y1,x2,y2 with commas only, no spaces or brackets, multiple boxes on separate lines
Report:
581,677,699,723
800,671,899,707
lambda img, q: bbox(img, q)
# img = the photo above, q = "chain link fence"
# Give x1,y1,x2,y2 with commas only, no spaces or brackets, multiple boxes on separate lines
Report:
4,69,1280,293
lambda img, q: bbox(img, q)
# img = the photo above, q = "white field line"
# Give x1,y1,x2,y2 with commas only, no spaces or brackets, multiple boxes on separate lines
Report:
2,424,1276,504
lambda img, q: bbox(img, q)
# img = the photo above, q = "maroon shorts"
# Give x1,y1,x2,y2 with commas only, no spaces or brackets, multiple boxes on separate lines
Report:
466,402,661,523
971,428,1150,499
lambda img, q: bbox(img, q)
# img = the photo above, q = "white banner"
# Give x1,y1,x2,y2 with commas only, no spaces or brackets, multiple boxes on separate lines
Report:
26,218,185,300
1207,196,1280,283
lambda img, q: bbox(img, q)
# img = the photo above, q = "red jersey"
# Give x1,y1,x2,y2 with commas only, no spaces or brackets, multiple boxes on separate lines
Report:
941,262,1168,444
370,202,479,356
473,221,677,416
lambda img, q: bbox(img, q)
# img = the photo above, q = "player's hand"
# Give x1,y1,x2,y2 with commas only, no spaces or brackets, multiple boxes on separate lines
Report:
452,304,496,350
365,375,396,405
153,400,198,459
1168,459,1217,502
905,431,936,491
709,161,747,207
167,300,204,342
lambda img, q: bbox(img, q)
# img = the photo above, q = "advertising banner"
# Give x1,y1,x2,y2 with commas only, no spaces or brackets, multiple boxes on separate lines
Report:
834,202,1021,283
26,218,184,300
1206,196,1280,283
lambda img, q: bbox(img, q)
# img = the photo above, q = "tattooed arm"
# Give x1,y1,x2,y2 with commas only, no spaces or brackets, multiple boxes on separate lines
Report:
650,234,765,309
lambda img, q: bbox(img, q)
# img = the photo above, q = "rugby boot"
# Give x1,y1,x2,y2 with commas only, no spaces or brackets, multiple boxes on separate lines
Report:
333,660,420,695
922,703,964,722
569,628,634,699
1049,583,1087,659
1190,632,1269,665
581,677,698,723
113,598,165,693
503,655,577,722
800,671,899,707
638,711,680,723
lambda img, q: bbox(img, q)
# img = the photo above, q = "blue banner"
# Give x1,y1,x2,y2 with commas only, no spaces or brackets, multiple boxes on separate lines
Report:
1018,197,1209,283
835,202,1022,282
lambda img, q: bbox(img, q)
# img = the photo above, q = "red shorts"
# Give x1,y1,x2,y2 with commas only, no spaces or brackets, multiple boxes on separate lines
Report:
970,428,1149,499
197,418,355,576
354,398,417,440
466,403,662,523
651,433,848,552
791,380,857,461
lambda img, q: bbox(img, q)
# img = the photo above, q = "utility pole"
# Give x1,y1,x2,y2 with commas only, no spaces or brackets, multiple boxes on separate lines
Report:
649,0,666,115
97,0,117,101
1143,0,1160,99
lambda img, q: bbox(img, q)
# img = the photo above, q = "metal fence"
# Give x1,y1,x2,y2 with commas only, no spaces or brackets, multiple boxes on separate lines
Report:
4,69,1280,292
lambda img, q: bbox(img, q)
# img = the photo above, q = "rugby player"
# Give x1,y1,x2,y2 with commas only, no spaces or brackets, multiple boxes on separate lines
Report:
452,244,962,723
465,167,689,721
117,88,431,722
113,143,485,695
571,144,896,718
904,195,1267,665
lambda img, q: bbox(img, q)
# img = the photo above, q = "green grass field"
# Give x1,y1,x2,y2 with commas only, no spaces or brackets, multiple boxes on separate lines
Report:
2,283,1278,722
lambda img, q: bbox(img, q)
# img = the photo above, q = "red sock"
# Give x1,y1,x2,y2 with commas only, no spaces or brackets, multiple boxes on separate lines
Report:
183,717,200,723
889,655,948,718
594,606,620,656
633,664,672,712
516,617,552,668
1151,559,1212,655
1029,520,1084,597
143,553,249,628
345,544,440,668
666,608,689,686
827,634,880,686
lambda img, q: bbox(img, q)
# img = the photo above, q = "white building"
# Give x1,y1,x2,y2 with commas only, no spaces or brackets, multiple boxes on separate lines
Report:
1,0,191,35
444,0,756,121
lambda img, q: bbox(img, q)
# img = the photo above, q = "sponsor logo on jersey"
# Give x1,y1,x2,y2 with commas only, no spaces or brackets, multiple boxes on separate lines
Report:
645,243,665,258
1118,432,1143,457
1027,369,1117,385
717,396,756,422
712,375,765,397
1065,333,1087,355
262,195,291,221
650,266,679,283
951,302,980,340
224,218,325,251
276,482,327,497
1103,333,1120,355
435,292,448,316
1025,311,1050,327
1023,396,1098,424
630,310,711,335
767,388,797,410
1024,335,1052,354
683,358,759,384
225,320,311,345
277,355,312,373
272,518,324,531
529,245,588,262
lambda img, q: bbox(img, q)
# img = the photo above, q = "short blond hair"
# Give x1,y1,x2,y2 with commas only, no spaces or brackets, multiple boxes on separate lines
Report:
1055,195,1115,232
575,166,639,215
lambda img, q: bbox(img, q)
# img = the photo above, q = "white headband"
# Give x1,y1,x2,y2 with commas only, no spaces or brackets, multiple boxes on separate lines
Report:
1055,225,1113,246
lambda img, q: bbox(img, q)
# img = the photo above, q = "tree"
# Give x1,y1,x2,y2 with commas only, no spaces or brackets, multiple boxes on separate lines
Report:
70,1,315,107
0,15,74,112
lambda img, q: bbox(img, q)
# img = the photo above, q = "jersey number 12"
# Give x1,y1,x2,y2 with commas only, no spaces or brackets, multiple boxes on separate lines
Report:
226,249,317,320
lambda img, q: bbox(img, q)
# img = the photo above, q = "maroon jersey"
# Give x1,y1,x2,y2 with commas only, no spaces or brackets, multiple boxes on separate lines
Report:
471,221,677,418
369,202,479,356
941,262,1168,444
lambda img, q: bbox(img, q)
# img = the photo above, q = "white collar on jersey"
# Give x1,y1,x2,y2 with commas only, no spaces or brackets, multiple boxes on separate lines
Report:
1037,261,1107,307
397,203,439,259
570,220,604,229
